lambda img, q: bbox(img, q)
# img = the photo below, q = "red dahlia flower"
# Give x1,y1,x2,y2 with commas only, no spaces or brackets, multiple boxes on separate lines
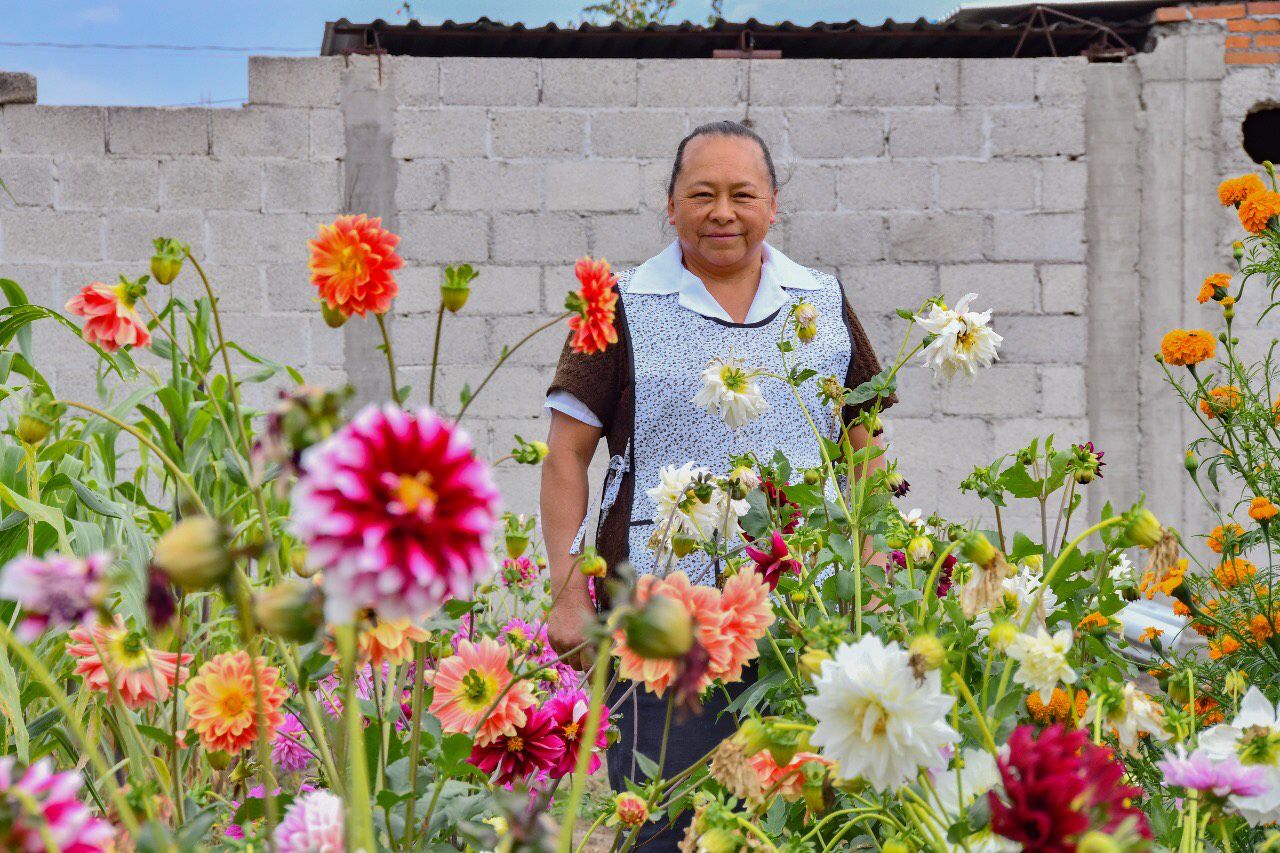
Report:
988,723,1151,853
65,279,151,352
744,530,801,590
565,256,618,355
468,706,565,787
544,688,609,778
307,214,404,318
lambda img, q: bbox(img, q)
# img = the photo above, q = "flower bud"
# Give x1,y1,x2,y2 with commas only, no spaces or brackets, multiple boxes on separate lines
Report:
1185,450,1198,476
623,595,693,660
1077,831,1121,853
882,841,911,853
1226,669,1249,695
16,394,63,447
290,547,318,578
735,718,770,756
505,534,529,559
909,634,946,676
320,301,348,329
1022,554,1043,574
798,647,831,680
907,536,933,564
803,468,821,486
205,750,232,771
441,263,479,314
614,792,649,828
578,547,607,579
1234,240,1245,262
960,531,997,568
886,470,910,498
511,435,549,465
1123,507,1163,548
988,621,1018,651
253,580,324,643
152,516,233,591
670,532,697,559
149,238,187,285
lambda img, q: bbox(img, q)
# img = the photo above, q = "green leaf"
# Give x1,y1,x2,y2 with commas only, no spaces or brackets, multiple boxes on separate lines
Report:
1008,532,1043,563
0,482,68,551
443,599,478,618
440,732,473,773
67,476,123,519
136,724,175,749
633,750,660,780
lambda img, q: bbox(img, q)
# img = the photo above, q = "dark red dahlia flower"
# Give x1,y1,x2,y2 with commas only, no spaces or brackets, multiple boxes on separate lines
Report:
744,530,802,590
469,706,565,787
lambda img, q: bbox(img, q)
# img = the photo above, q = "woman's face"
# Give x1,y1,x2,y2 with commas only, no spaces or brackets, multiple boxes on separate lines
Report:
667,134,777,270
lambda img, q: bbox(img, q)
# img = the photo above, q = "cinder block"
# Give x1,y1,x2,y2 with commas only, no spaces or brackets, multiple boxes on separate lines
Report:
840,262,938,316
190,263,265,313
1039,159,1087,211
390,57,441,108
441,58,539,106
778,163,836,212
991,416,1088,452
462,265,544,317
108,108,209,155
784,212,886,265
211,107,308,158
1039,264,1087,314
1,210,101,262
264,160,342,213
395,160,445,211
60,158,157,210
837,161,933,210
0,156,55,208
940,364,1039,416
105,211,204,262
398,211,490,263
876,365,935,418
542,60,637,107
0,73,36,106
310,109,345,159
220,313,310,367
393,108,488,159
685,107,785,153
888,213,985,262
590,110,686,158
586,212,666,266
938,161,1036,210
444,161,542,211
959,59,1036,105
991,212,1085,262
989,108,1085,157
248,57,342,107
545,161,640,211
639,160,672,209
308,315,345,367
1036,60,1088,106
432,363,550,418
491,212,587,263
939,263,1037,314
788,110,885,158
1039,365,1086,417
398,314,490,365
206,211,310,263
491,110,586,158
746,61,837,106
840,60,957,106
1,106,105,155
995,315,1087,363
639,60,740,106
160,159,261,210
0,264,60,308
887,109,985,158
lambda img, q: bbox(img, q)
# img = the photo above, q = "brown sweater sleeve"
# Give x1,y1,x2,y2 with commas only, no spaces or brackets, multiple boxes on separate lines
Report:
841,297,898,424
547,316,626,431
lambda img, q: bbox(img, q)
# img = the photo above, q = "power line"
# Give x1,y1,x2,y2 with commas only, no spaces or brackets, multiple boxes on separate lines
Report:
0,40,315,54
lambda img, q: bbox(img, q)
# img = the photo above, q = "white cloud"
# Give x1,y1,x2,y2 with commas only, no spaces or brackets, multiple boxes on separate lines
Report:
75,4,122,25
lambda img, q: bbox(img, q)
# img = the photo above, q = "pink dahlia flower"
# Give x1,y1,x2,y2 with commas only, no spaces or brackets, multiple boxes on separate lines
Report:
1157,746,1268,799
272,713,313,773
66,617,192,709
544,688,609,778
65,280,151,352
273,789,344,853
468,705,565,787
0,552,108,641
0,757,112,852
292,404,501,622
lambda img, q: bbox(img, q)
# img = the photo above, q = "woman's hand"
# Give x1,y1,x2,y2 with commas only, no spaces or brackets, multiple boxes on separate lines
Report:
546,590,594,670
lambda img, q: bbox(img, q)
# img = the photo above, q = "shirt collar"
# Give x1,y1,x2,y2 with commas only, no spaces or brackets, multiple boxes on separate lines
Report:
626,240,822,296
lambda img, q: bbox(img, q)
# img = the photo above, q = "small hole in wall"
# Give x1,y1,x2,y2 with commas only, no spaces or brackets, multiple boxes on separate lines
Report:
1242,107,1280,165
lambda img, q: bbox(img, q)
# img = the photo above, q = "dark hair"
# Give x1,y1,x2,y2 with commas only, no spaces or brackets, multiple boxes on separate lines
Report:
666,121,778,199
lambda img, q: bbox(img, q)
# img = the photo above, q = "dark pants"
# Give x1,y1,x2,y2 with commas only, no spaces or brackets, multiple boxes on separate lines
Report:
606,667,755,852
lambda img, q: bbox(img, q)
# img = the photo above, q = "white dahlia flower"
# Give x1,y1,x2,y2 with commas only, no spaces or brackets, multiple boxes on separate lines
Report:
914,293,1003,381
1006,627,1076,703
1082,683,1170,756
693,355,770,429
646,463,748,557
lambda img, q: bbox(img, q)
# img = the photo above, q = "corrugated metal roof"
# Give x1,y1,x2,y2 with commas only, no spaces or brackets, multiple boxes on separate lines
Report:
321,2,1175,59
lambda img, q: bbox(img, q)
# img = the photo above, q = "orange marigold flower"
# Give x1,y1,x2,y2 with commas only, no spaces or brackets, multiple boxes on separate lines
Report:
1250,496,1279,523
66,618,192,710
1198,273,1231,304
428,637,535,747
1077,611,1109,632
1219,174,1266,206
1138,626,1164,643
307,214,404,318
1199,386,1242,420
65,280,152,352
1209,635,1242,660
1208,523,1245,554
1026,688,1089,726
566,257,619,355
1240,190,1280,234
1186,695,1224,726
1172,599,1191,617
1160,329,1216,367
185,651,287,755
1139,558,1187,600
1249,613,1277,644
1215,557,1257,590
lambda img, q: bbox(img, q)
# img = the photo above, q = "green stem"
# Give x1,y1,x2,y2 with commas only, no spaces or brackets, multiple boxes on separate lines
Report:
950,672,998,755
375,312,402,407
428,301,445,408
557,635,612,853
170,592,187,824
403,642,428,848
184,251,250,461
339,622,376,850
456,312,570,422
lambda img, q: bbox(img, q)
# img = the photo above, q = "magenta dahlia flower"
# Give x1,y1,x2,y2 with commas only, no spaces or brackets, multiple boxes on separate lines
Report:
292,404,500,622
273,789,344,853
0,552,108,641
272,713,313,773
468,705,565,786
545,688,609,778
744,530,801,590
1157,746,1269,800
988,724,1151,853
0,757,112,852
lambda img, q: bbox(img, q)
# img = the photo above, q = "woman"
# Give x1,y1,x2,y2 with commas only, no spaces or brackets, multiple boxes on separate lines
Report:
540,121,895,849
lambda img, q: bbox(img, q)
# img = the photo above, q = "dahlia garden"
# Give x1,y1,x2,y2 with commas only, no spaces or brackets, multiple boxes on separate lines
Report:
2,170,1280,852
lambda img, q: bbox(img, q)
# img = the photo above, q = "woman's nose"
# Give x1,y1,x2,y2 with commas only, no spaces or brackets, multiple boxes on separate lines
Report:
710,196,734,222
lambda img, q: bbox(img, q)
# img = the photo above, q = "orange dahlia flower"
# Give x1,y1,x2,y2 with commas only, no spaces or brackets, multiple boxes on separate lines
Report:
714,570,776,684
565,257,619,355
1198,273,1231,304
1219,174,1265,206
66,618,191,710
1240,190,1280,234
1026,687,1088,726
428,637,535,746
1199,385,1242,420
324,616,431,667
307,214,404,318
748,750,832,803
65,280,151,352
1160,329,1215,367
1250,496,1279,523
1215,557,1257,589
185,651,288,755
1208,523,1245,554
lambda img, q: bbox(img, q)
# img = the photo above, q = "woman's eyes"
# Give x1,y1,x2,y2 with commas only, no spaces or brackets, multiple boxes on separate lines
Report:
690,192,755,200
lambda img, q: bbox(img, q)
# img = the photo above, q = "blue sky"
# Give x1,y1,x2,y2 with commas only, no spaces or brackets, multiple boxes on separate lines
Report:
0,0,965,106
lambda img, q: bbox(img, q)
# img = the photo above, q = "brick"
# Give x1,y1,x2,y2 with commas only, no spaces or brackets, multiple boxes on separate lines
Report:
463,265,544,316
105,211,203,262
745,61,836,106
940,364,1039,416
1039,264,1087,314
838,161,932,210
160,159,261,210
889,213,985,262
492,213,588,263
590,110,686,158
441,58,539,106
59,158,156,210
939,161,1036,210
587,212,666,266
1035,60,1087,107
1040,159,1087,211
785,212,885,265
839,59,956,106
393,108,488,158
839,263,937,315
309,109,345,159
0,156,54,208
264,160,341,213
398,211,490,263
1255,33,1280,45
542,60,637,107
206,211,310,263
1039,365,1086,417
0,106,105,155
308,315,345,367
1250,1,1280,12
990,108,1085,157
939,263,1037,313
108,108,208,155
788,110,885,158
390,57,441,107
1227,49,1280,63
992,212,1084,262
545,161,639,211
777,163,836,211
1227,34,1254,47
1228,17,1280,29
395,160,444,211
248,57,342,107
491,110,587,158
1155,6,1190,22
1,211,100,261
1191,3,1244,17
888,109,985,158
639,60,740,106
444,161,541,211
211,107,308,158
996,315,1087,363
959,59,1035,105
398,314,490,365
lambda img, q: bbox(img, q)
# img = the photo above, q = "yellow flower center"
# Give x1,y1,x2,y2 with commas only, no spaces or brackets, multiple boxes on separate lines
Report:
336,243,368,283
395,472,437,514
955,321,978,353
506,736,525,753
108,631,150,670
562,721,580,741
218,689,248,718
459,668,496,711
719,365,748,393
